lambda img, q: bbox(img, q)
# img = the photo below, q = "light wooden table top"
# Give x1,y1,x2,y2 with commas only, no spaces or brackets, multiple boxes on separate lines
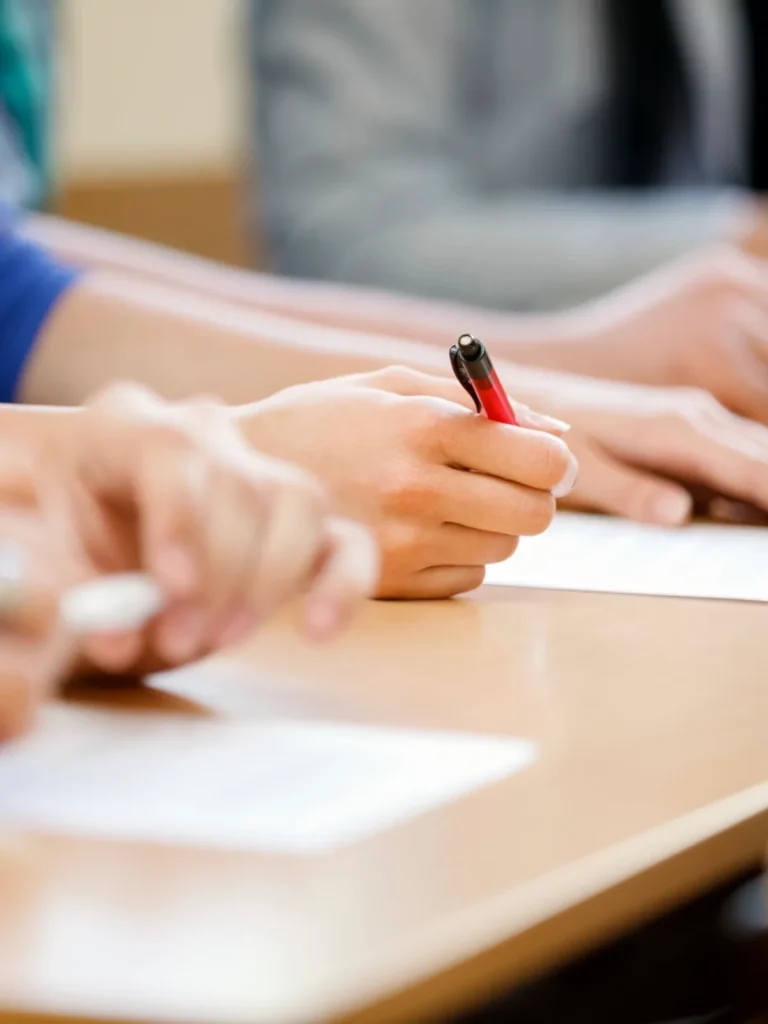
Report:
1,586,768,1024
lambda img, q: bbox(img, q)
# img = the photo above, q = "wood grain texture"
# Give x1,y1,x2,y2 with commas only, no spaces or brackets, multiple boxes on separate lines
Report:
1,585,768,1023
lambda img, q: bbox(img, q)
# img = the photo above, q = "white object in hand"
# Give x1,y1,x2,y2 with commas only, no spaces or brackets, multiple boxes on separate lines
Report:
60,573,165,634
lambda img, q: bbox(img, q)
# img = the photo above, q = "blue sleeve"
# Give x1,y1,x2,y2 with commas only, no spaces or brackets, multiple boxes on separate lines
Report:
0,230,82,402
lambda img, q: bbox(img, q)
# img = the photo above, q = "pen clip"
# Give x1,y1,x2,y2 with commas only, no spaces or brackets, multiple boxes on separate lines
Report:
449,345,481,414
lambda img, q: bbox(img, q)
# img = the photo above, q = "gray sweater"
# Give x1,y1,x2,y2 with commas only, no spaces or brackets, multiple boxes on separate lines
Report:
252,0,744,311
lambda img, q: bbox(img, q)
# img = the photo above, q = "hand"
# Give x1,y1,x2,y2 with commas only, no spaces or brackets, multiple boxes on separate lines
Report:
0,383,377,725
734,197,768,260
553,247,768,425
0,481,77,741
509,371,768,524
233,367,577,598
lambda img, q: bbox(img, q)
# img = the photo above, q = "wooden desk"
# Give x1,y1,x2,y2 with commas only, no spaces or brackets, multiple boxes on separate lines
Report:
1,586,768,1024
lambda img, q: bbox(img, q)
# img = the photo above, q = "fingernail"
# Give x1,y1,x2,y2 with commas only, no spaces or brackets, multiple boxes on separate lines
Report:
516,407,571,434
156,543,197,596
650,491,692,526
304,600,339,640
552,454,579,499
217,608,257,648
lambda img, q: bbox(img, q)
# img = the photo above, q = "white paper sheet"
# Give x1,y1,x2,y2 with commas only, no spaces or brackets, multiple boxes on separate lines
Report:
484,512,768,601
0,709,535,855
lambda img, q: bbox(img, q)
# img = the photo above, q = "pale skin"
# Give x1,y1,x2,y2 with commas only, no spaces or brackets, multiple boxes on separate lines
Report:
0,384,378,740
236,368,577,599
17,222,768,552
24,216,768,424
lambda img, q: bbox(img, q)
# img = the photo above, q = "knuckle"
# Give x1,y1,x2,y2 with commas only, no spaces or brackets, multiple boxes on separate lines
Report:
147,419,198,455
535,433,572,488
372,364,423,391
520,491,557,536
187,392,226,408
86,380,158,416
404,397,447,437
451,567,486,595
174,400,233,446
378,461,435,515
483,534,519,564
405,398,465,458
376,520,425,576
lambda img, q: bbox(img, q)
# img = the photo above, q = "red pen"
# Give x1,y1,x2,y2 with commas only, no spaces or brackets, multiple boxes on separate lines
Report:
449,334,518,425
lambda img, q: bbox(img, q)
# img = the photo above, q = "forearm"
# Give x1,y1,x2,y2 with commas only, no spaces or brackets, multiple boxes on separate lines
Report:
16,265,641,442
19,271,462,406
22,214,530,344
21,214,611,375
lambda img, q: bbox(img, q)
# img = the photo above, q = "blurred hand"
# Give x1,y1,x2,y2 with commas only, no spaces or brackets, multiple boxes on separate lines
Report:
735,197,768,260
0,383,377,734
0,484,76,741
510,372,768,524
234,367,577,598
561,247,768,425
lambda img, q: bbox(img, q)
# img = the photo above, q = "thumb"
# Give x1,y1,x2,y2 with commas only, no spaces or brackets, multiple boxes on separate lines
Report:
561,444,693,526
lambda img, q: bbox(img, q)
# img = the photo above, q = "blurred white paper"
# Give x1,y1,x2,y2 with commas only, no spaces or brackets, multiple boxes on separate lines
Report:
485,513,768,601
0,709,534,855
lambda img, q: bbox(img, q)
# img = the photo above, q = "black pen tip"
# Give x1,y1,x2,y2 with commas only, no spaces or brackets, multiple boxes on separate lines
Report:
457,334,481,359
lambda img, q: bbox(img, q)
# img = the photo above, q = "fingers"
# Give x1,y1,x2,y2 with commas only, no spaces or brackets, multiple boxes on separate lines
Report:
81,383,371,663
718,303,768,423
137,438,267,661
239,469,328,628
138,443,205,600
439,413,577,492
423,523,520,567
361,366,476,407
561,445,694,526
596,385,768,513
646,405,768,512
0,615,72,742
361,366,571,433
385,565,486,601
437,466,558,536
0,533,72,741
302,517,379,639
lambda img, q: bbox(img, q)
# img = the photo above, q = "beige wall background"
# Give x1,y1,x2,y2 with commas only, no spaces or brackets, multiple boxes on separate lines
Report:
57,0,246,182
55,0,253,265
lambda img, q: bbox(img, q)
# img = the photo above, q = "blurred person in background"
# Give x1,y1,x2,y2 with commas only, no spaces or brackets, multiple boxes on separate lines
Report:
252,0,768,311
0,0,52,209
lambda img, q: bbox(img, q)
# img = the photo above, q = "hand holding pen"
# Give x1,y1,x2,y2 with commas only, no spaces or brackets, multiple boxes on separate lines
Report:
450,333,519,425
450,332,578,497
